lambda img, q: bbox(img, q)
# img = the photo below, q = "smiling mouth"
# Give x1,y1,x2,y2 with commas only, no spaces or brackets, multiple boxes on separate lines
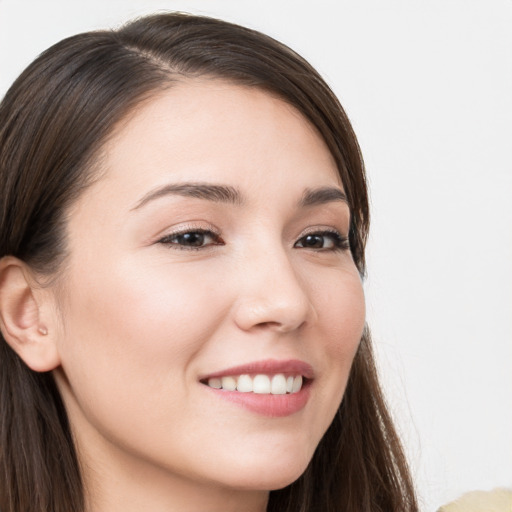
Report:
199,360,314,416
202,373,305,394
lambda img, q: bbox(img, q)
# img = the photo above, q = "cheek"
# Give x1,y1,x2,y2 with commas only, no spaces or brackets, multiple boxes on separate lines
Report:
309,267,365,411
315,267,366,354
57,257,227,405
54,256,236,469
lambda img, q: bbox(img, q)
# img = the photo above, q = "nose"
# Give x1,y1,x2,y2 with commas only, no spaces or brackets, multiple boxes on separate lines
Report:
232,247,316,334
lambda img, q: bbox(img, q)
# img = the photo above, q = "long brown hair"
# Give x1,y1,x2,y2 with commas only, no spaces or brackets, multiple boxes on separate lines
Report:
0,12,417,512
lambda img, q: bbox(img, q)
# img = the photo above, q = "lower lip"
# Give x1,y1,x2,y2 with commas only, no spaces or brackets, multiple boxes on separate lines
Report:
203,381,311,417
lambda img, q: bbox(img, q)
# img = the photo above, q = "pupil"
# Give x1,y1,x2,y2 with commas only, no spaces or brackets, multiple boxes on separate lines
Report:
304,234,323,248
180,232,204,246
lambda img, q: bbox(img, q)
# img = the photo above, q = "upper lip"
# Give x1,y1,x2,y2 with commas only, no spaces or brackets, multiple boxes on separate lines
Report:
200,359,315,381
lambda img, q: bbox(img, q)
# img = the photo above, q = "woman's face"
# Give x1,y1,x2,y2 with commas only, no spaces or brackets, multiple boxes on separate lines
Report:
51,80,365,504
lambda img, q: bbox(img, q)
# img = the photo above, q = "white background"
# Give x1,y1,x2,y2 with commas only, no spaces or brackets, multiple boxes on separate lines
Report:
1,1,510,510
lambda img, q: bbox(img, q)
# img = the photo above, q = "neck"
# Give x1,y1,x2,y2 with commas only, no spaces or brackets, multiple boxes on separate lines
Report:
77,429,269,512
84,471,269,512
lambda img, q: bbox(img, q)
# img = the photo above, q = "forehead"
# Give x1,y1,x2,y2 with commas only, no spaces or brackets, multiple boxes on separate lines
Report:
87,79,342,209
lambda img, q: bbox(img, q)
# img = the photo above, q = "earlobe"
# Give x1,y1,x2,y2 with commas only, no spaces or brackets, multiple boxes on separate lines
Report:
0,256,61,372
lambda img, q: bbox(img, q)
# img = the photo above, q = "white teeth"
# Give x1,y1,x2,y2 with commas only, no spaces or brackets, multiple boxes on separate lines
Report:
221,376,237,391
253,375,271,394
271,374,287,395
292,375,302,393
207,373,304,394
236,374,252,393
208,377,222,389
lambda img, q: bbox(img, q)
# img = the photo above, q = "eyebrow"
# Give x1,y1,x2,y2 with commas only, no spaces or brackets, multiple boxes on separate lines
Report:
299,187,348,207
131,182,243,210
131,182,348,211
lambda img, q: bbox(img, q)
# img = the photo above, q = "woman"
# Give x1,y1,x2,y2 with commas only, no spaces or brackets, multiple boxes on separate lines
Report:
0,12,417,512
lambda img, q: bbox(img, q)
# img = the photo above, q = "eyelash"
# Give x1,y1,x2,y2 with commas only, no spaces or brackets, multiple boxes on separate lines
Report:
158,228,350,252
158,228,223,251
294,229,350,252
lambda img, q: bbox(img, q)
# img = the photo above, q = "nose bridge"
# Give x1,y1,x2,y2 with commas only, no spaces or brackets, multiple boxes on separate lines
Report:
233,236,314,333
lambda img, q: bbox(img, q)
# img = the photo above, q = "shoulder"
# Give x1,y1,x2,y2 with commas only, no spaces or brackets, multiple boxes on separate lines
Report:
437,488,512,512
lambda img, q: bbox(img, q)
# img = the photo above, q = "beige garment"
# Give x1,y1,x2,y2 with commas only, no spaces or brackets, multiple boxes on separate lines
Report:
438,488,512,512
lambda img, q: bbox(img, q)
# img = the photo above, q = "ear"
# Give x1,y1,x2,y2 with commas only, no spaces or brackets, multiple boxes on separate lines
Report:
0,256,61,372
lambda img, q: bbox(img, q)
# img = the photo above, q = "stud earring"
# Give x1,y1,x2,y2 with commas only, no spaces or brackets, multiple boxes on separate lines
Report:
38,326,48,336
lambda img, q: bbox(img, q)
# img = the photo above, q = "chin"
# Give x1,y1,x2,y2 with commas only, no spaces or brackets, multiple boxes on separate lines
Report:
216,453,311,492
203,424,323,492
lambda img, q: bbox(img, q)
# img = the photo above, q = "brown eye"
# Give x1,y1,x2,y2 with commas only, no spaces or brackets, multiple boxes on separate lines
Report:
159,230,222,250
301,234,324,248
175,232,208,247
294,231,349,251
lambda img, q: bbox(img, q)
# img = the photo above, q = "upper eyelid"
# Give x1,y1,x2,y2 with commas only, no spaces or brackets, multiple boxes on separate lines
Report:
165,226,220,236
296,226,346,239
156,225,347,238
157,228,348,252
295,230,347,243
157,229,223,252
300,226,341,234
160,228,219,239
153,217,348,243
156,222,221,240
158,226,345,238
